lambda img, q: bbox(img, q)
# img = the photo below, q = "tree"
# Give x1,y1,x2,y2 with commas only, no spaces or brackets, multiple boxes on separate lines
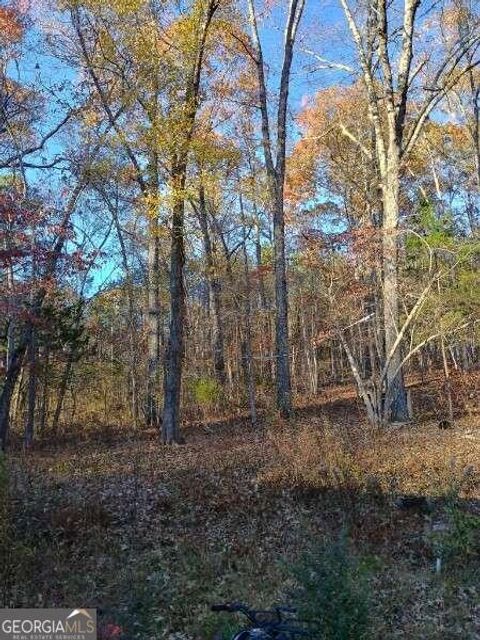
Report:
337,0,480,421
68,1,163,427
0,181,87,447
246,0,306,418
0,2,93,447
161,0,222,443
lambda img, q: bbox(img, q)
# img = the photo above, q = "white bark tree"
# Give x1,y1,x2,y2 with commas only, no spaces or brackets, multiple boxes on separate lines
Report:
338,0,480,421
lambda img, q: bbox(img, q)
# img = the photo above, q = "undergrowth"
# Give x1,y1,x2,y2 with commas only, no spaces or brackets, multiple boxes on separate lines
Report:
288,534,374,640
3,412,480,639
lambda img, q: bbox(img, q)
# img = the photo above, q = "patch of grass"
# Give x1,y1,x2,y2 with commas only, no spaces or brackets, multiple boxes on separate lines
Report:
288,533,373,640
0,455,39,607
191,377,222,409
113,555,170,640
262,421,364,492
428,469,480,574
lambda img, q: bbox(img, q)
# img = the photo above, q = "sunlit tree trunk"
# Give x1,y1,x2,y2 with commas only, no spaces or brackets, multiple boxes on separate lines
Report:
254,212,267,311
338,0,478,422
381,155,409,422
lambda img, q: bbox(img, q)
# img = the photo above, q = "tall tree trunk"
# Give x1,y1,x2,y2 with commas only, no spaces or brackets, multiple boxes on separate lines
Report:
52,354,75,435
438,280,454,423
23,324,37,449
197,185,226,386
382,159,409,422
162,174,186,444
101,189,140,426
0,340,26,449
254,210,268,310
146,215,161,427
239,190,257,427
247,0,305,419
466,61,480,232
161,0,218,443
272,192,293,417
39,346,50,434
128,289,140,427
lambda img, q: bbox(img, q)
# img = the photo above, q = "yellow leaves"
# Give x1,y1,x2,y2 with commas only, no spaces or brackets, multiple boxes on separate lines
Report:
236,68,258,97
142,192,163,221
238,174,258,203
94,24,117,60
140,193,170,239
191,127,240,171
70,0,145,15
206,14,246,61
448,65,480,94
196,172,224,209
163,0,231,63
144,104,231,164
143,107,191,157
407,121,472,176
438,4,473,43
141,184,196,225
123,18,170,66
81,108,101,129
84,158,114,180
110,0,144,15
165,10,202,61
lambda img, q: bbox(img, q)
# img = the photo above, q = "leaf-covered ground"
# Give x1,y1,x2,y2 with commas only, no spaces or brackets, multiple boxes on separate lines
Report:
2,384,480,640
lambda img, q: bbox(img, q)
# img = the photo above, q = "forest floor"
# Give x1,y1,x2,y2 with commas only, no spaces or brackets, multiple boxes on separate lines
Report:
2,376,480,640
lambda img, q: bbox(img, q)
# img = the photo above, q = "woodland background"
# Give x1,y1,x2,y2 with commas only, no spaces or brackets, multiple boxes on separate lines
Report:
0,0,479,638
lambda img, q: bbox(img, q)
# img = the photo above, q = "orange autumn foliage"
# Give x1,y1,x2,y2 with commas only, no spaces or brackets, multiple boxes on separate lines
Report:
0,5,23,45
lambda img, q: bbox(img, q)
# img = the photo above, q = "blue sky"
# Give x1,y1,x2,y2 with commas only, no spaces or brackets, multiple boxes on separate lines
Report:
4,0,354,293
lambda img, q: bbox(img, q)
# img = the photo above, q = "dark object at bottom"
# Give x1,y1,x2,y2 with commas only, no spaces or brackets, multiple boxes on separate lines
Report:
211,602,316,639
395,495,431,512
